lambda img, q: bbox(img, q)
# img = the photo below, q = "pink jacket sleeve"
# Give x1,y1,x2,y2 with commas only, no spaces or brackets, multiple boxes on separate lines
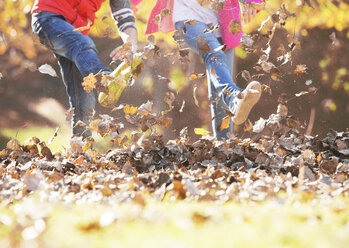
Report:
219,0,263,49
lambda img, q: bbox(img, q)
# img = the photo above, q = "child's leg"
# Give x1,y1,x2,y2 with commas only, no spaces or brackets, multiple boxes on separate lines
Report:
175,21,241,95
32,11,108,137
58,56,95,138
175,20,240,139
208,48,235,139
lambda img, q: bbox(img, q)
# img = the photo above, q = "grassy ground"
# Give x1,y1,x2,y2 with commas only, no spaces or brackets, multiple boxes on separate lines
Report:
1,195,349,248
0,126,112,153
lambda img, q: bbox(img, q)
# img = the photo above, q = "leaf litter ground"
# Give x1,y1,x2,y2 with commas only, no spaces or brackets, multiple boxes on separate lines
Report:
1,109,349,247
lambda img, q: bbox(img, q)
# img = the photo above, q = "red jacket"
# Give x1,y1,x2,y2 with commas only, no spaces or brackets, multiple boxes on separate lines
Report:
32,0,105,35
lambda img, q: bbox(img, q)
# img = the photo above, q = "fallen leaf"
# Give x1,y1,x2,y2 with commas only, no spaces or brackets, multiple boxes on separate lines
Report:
294,64,307,74
190,72,205,80
124,105,138,115
197,0,211,7
179,100,185,112
196,35,211,54
270,67,281,81
228,20,242,35
7,139,21,151
194,128,210,136
193,84,199,107
38,64,58,77
244,119,253,133
295,91,309,97
241,70,251,82
160,8,171,17
218,116,231,131
82,73,97,92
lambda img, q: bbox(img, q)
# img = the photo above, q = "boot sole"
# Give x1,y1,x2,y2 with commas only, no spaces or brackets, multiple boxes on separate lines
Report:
233,81,262,125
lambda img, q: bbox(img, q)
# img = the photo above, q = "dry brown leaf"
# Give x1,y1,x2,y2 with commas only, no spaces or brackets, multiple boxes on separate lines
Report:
39,142,54,161
218,116,231,131
261,84,272,95
228,20,241,35
197,0,211,7
159,117,173,129
164,92,176,107
277,104,288,117
7,139,21,151
190,72,205,80
294,64,307,74
160,8,171,17
244,119,253,133
270,67,281,81
196,35,211,54
223,108,235,117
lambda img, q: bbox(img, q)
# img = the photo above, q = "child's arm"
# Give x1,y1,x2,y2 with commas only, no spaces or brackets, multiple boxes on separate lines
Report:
109,0,138,61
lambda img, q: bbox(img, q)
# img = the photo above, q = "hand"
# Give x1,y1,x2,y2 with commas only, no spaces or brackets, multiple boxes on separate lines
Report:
241,5,258,24
110,42,134,62
110,27,138,61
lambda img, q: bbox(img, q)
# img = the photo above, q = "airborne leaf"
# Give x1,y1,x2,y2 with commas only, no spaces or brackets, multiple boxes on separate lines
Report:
228,20,242,35
82,73,97,92
193,84,199,107
124,105,138,115
196,35,211,54
38,64,58,77
194,128,209,136
218,116,231,131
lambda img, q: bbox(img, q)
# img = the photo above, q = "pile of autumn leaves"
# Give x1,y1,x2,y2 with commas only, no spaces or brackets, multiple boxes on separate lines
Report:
0,108,348,204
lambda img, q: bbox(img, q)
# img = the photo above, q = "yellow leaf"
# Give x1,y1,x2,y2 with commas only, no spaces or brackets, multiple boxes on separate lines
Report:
82,73,97,92
243,119,253,133
124,104,138,115
194,128,209,136
184,20,196,25
88,119,102,132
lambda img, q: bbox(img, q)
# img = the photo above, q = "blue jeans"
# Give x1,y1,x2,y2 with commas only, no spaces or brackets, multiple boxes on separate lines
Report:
31,11,110,137
175,21,241,140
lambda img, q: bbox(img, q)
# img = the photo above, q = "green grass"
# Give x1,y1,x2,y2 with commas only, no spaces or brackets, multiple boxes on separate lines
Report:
0,126,113,153
1,196,349,248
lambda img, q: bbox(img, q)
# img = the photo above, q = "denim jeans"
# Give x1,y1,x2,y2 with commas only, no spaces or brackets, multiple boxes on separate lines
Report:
175,20,241,140
31,11,110,137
